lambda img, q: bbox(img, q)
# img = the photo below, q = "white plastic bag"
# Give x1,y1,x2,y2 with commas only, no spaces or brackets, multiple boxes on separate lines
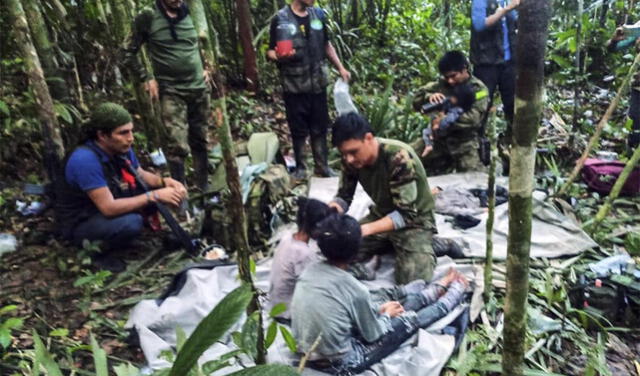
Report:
333,79,358,116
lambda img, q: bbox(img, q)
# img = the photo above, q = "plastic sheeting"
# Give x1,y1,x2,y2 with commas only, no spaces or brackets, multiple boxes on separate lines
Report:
126,255,481,375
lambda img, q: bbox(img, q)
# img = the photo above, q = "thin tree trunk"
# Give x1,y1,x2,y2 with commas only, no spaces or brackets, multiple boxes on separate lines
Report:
8,0,65,163
559,51,640,196
111,0,162,147
189,0,265,363
236,0,259,92
589,145,640,231
502,1,551,376
572,0,583,131
484,110,497,303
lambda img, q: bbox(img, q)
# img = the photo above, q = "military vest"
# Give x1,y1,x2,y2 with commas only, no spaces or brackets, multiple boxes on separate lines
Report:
55,143,137,237
470,0,517,66
275,6,329,94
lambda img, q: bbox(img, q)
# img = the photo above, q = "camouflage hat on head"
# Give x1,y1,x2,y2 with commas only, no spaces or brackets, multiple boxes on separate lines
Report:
86,102,132,136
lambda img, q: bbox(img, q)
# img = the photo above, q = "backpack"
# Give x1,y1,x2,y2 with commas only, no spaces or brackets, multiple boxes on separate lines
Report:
581,158,640,196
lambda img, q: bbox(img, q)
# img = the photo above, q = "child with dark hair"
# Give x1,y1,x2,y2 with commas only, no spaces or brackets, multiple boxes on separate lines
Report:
422,83,477,157
291,213,467,375
267,197,334,319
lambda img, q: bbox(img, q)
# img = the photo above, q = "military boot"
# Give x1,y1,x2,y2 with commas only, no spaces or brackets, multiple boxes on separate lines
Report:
291,137,307,180
191,149,210,193
311,136,337,177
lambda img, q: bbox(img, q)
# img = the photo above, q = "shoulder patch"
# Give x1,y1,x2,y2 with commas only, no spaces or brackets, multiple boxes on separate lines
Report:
475,89,488,100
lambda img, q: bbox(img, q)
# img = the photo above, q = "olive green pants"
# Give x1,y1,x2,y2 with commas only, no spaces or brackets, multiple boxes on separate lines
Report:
352,224,437,284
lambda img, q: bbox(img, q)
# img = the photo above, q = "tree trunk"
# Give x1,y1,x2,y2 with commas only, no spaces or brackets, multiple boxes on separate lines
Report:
559,51,640,196
189,0,265,363
111,0,163,147
589,145,640,231
571,0,583,131
236,0,259,92
502,1,550,376
8,0,65,163
484,110,497,303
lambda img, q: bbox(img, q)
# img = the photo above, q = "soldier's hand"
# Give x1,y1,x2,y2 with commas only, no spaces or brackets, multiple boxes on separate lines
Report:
144,79,159,101
379,301,405,317
428,93,446,104
153,187,184,207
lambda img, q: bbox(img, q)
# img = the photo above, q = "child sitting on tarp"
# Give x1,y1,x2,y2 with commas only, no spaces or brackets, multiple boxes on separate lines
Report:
422,83,477,157
291,213,467,375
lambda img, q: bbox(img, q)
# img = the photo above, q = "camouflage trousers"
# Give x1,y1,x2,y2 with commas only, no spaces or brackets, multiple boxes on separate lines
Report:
420,137,485,176
351,221,437,284
160,87,210,165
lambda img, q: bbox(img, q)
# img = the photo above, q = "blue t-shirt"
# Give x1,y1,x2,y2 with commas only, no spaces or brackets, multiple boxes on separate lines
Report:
65,141,140,192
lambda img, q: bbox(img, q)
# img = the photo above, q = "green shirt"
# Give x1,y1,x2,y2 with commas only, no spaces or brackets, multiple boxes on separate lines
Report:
123,5,206,91
336,138,436,230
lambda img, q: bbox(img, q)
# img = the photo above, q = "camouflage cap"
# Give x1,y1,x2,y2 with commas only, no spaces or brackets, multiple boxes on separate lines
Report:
87,102,132,134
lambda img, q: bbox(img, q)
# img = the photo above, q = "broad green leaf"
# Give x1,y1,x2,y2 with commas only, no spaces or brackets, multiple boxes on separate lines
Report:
226,364,299,376
49,328,69,337
239,312,259,360
264,321,278,349
0,328,11,348
33,330,63,376
201,349,243,374
268,303,286,318
0,100,9,117
113,363,140,376
176,326,187,352
2,318,23,332
54,103,72,124
279,326,297,353
249,258,256,276
0,305,18,315
90,333,108,376
169,284,253,376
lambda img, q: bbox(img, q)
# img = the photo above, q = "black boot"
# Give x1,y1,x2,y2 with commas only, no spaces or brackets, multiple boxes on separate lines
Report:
291,137,307,180
311,136,337,177
192,149,210,193
168,160,188,216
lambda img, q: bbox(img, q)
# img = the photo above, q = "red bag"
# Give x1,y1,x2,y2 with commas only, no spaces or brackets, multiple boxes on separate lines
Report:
581,158,640,196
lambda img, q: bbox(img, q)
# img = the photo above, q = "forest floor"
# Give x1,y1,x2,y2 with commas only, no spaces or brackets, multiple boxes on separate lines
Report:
1,90,640,374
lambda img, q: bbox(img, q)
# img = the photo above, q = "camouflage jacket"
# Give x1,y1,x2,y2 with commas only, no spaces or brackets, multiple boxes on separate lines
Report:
413,75,490,140
336,138,436,230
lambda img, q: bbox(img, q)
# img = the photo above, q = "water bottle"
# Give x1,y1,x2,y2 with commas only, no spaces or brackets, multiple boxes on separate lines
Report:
276,23,295,57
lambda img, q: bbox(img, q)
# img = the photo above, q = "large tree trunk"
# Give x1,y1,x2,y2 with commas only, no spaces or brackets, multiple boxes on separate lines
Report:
502,1,551,375
236,0,259,92
8,0,65,163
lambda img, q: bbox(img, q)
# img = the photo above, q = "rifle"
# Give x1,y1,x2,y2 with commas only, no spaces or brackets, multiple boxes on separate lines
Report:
120,156,200,255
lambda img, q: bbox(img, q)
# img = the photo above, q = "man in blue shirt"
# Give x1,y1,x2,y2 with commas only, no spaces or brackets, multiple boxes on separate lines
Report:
56,103,187,271
470,0,519,148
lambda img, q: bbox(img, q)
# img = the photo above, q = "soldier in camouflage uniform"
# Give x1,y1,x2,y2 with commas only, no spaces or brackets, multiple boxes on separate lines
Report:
608,26,640,150
414,51,489,175
329,113,437,284
123,0,210,191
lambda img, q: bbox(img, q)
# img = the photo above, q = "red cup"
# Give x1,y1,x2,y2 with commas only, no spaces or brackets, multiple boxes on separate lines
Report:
276,40,293,57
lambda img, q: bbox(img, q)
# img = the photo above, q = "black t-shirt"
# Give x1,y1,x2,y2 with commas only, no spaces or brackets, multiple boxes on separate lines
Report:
268,6,330,49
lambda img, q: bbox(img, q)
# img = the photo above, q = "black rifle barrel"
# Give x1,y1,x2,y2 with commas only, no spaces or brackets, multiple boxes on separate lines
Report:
121,157,198,255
